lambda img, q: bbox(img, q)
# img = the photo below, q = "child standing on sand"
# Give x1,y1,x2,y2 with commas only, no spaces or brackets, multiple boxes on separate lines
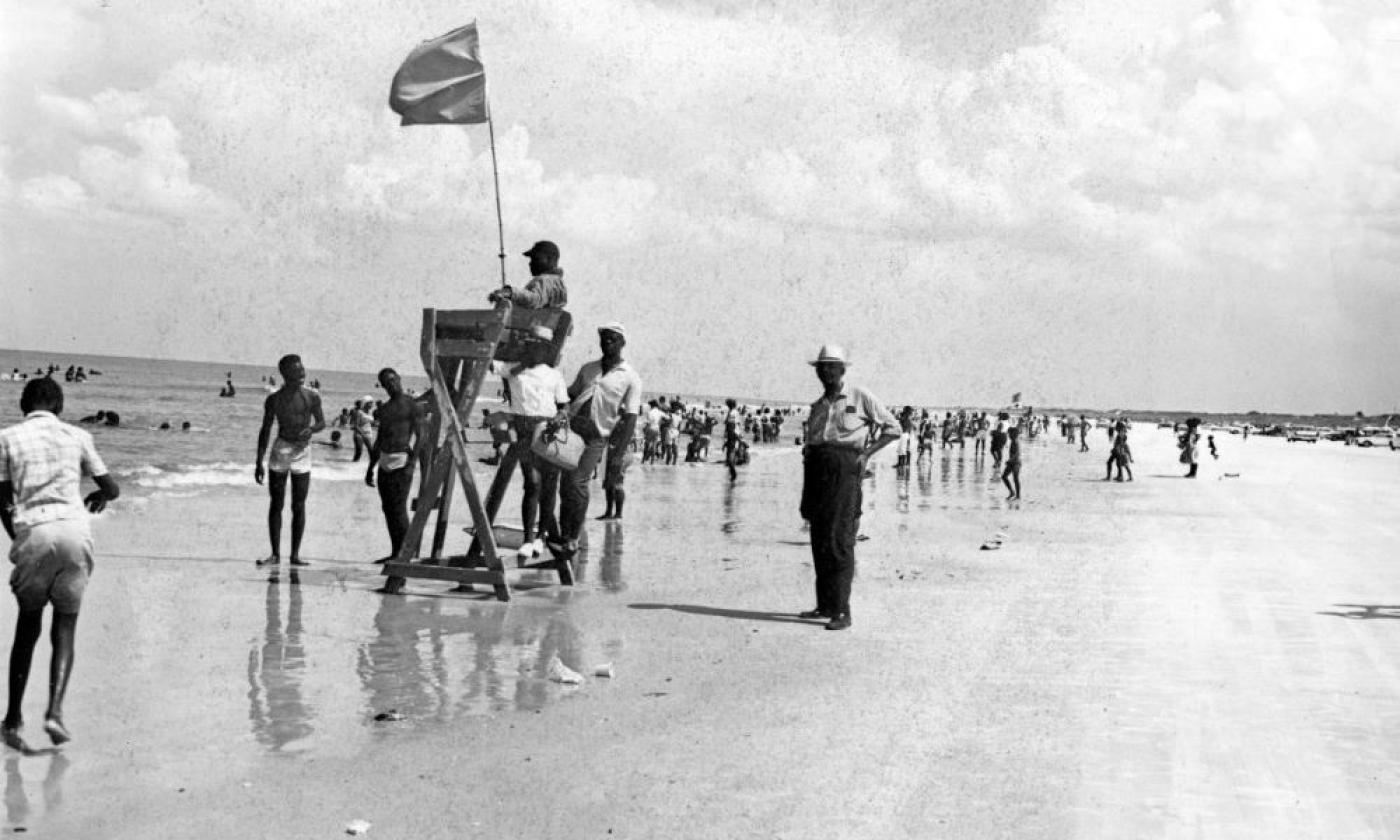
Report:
1002,426,1022,500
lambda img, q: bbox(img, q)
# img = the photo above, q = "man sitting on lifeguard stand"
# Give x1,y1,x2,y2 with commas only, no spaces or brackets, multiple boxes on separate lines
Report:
488,240,568,309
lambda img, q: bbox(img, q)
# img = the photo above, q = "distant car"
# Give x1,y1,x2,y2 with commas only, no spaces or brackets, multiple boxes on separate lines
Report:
1352,428,1396,448
1286,427,1320,443
1323,429,1349,442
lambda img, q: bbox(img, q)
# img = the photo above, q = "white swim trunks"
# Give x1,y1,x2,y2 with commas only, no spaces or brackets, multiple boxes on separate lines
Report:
269,437,311,474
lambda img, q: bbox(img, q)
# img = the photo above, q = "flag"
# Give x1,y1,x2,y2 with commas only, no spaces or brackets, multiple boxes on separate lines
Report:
389,22,488,125
1011,392,1021,405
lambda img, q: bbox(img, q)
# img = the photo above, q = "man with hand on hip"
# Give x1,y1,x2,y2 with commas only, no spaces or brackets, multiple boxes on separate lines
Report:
799,344,899,631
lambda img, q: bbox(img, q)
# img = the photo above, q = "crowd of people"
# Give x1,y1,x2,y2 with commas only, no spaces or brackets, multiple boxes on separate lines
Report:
638,398,794,480
2,364,102,383
0,238,1257,754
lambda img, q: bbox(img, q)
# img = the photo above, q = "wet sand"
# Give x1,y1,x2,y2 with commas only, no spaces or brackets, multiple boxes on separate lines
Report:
6,428,1400,838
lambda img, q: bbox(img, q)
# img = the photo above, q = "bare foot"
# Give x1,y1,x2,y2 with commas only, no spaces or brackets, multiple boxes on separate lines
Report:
256,555,280,567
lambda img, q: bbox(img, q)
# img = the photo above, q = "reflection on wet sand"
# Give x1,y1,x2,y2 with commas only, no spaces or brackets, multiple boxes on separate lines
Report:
247,577,314,753
5,750,69,827
721,479,740,535
597,523,626,591
355,593,585,725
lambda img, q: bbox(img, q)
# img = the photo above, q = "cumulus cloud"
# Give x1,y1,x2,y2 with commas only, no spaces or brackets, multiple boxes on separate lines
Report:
18,173,87,214
14,88,231,219
4,0,1399,409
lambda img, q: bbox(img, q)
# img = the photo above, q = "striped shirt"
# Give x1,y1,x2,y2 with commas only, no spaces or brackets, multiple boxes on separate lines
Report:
0,411,108,532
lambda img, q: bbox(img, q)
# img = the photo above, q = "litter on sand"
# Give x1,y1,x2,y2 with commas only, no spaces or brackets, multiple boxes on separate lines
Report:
345,819,372,835
373,710,405,722
980,542,1002,551
547,655,585,685
594,663,615,678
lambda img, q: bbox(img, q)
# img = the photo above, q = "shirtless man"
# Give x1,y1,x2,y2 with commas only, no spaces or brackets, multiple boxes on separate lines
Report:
366,368,424,562
254,354,325,567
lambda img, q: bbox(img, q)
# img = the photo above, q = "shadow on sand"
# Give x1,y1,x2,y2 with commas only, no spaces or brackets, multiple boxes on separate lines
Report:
629,603,815,625
1317,604,1400,620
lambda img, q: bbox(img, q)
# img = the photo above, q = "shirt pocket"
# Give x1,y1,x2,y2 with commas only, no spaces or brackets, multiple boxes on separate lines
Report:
836,411,866,435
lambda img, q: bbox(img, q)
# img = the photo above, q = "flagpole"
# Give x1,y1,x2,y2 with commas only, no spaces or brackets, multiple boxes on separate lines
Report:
486,98,507,288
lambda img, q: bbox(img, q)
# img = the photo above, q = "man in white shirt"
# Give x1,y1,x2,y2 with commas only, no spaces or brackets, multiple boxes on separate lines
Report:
547,323,642,556
490,325,570,559
799,344,899,631
642,400,663,464
0,377,120,749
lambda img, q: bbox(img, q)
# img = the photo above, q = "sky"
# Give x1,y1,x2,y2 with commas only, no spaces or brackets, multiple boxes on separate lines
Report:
2,0,1398,413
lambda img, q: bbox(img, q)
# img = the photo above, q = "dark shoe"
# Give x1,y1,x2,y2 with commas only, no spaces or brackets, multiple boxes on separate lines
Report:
289,558,310,567
545,537,577,559
824,614,852,631
798,609,830,620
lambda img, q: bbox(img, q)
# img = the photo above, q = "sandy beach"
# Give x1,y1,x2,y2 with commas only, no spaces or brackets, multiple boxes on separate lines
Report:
4,426,1398,839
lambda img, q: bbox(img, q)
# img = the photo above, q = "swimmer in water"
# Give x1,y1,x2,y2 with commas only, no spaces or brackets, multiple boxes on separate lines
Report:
254,354,325,567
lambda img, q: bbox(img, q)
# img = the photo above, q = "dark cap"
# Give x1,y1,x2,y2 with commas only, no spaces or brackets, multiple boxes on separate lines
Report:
522,240,560,260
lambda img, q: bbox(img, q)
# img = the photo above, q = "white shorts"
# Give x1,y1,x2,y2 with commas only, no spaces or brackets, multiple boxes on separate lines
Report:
377,451,411,473
10,520,94,613
269,437,311,474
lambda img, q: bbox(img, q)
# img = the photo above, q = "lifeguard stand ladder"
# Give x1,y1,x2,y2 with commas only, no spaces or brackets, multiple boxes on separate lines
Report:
380,304,574,601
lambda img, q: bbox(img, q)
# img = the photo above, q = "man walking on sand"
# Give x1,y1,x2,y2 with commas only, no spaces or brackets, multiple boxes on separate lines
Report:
799,344,899,632
254,354,326,567
1,377,121,749
545,323,641,559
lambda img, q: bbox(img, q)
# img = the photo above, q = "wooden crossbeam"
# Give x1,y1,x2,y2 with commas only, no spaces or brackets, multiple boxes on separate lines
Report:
380,304,574,601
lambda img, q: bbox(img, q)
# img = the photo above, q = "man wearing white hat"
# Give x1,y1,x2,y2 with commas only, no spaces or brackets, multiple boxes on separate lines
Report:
545,322,642,558
799,344,899,631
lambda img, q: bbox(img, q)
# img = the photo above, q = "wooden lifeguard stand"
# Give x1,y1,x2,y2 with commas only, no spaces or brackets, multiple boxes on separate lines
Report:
380,304,573,601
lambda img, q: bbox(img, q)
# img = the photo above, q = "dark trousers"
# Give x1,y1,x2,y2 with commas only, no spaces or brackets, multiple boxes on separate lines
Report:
800,446,861,617
559,414,607,543
377,463,414,556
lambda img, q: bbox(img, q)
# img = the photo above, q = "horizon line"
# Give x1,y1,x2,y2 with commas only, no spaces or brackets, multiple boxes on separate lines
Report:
2,346,1394,419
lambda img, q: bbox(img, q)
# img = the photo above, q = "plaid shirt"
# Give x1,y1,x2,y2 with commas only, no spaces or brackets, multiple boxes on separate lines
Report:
0,411,108,531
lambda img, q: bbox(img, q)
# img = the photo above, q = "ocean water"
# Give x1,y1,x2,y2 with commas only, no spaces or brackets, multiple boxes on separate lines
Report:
0,348,435,495
0,349,805,498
